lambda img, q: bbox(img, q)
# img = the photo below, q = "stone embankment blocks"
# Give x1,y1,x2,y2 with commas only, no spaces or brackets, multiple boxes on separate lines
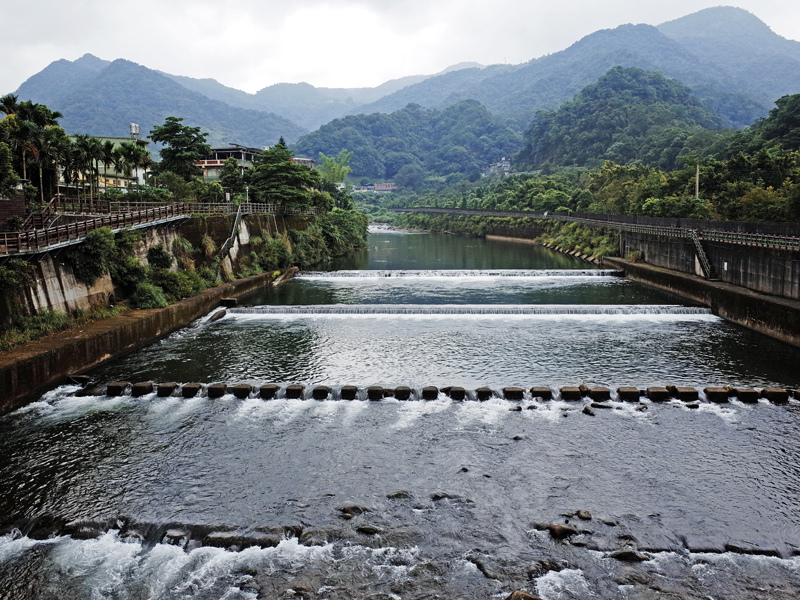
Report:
94,383,794,408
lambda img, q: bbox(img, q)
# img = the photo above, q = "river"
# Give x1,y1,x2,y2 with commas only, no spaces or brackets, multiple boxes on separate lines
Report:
1,228,799,599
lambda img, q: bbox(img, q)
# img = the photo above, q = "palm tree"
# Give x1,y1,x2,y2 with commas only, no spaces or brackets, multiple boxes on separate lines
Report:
101,140,116,189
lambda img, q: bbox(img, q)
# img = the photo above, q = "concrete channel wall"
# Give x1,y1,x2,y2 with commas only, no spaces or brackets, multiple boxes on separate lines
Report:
0,270,279,415
604,256,800,347
621,231,800,299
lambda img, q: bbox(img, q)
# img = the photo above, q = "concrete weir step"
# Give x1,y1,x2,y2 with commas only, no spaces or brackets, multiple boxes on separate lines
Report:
98,383,795,406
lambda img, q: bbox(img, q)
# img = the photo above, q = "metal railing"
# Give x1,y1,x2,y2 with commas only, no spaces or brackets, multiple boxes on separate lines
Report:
391,208,800,252
1,204,191,255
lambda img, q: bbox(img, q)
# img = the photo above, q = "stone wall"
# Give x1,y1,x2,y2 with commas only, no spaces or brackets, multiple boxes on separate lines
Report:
2,214,307,324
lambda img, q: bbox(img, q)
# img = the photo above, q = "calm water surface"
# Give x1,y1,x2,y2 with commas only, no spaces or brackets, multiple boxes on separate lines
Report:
1,229,799,600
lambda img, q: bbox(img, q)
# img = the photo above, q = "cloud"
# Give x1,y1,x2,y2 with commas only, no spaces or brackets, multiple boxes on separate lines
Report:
2,0,798,96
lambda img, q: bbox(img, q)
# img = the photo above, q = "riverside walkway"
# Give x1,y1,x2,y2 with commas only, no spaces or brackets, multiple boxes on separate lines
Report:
0,199,316,257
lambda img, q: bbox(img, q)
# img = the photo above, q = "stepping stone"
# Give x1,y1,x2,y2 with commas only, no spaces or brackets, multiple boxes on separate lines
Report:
207,383,227,398
340,385,358,400
106,381,129,396
763,388,789,404
646,387,670,402
589,387,611,401
394,386,412,400
285,384,304,399
367,386,384,400
131,382,153,397
529,386,553,400
182,383,202,398
704,387,729,403
157,382,178,397
733,388,759,403
476,387,493,401
560,387,582,400
259,384,280,399
675,387,699,402
616,387,640,402
312,386,330,400
503,387,525,400
421,386,439,400
448,387,466,401
228,384,252,399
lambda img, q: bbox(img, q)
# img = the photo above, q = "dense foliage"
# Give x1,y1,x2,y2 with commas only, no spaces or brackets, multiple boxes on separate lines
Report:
516,67,725,170
293,100,521,184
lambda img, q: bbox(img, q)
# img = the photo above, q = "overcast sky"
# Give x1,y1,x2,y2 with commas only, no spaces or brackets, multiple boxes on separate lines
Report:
2,0,798,96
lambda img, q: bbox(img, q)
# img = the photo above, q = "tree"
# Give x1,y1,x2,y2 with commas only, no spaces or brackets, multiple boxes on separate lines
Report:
247,137,320,209
0,142,19,198
317,149,353,183
148,116,210,181
218,157,244,195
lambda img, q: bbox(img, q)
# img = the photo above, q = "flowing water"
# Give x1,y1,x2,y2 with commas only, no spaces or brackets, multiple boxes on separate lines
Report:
1,229,800,599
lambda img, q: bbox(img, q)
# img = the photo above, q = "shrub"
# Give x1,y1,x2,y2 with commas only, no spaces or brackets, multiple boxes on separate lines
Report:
66,227,116,285
130,282,169,309
147,269,194,302
147,243,173,270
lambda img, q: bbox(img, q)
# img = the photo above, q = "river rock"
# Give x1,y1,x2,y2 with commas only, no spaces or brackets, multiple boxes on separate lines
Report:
685,402,700,409
393,386,412,400
610,548,648,562
591,402,612,409
529,386,553,400
578,384,590,397
538,523,578,539
577,510,592,520
387,490,413,500
260,384,280,399
582,405,595,416
337,503,370,516
208,309,227,323
131,382,154,397
506,591,543,600
356,525,382,535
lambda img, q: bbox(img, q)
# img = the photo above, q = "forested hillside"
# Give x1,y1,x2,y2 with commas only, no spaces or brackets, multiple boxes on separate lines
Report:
293,100,521,184
516,67,725,170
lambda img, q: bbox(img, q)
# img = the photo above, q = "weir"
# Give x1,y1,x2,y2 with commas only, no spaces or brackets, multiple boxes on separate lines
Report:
226,304,714,316
298,269,624,278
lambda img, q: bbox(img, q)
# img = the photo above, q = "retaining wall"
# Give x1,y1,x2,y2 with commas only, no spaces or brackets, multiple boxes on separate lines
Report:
0,271,278,415
604,256,800,347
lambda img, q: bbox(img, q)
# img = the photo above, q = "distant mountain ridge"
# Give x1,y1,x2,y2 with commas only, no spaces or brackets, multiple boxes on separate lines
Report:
10,6,800,148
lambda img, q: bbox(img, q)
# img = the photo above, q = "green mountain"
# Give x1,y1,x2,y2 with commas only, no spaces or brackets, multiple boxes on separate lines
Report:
355,7,798,130
15,56,306,146
516,66,725,170
292,100,521,179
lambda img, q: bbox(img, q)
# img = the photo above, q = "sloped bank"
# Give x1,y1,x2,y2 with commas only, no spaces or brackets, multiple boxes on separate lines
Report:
604,256,800,348
0,270,289,415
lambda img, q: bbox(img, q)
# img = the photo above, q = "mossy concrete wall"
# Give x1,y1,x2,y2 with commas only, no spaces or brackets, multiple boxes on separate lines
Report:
604,256,800,347
0,271,277,415
2,214,310,325
621,232,800,300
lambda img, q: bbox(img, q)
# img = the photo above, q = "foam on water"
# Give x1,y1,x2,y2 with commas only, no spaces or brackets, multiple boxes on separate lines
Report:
535,567,593,599
298,269,619,278
390,396,452,430
228,304,715,318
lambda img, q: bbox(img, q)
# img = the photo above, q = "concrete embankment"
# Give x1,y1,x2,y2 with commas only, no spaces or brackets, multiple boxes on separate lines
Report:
0,271,285,415
604,256,800,347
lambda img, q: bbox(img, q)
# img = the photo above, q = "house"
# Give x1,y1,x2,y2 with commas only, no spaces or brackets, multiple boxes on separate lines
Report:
291,157,316,169
196,145,261,181
374,182,397,193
